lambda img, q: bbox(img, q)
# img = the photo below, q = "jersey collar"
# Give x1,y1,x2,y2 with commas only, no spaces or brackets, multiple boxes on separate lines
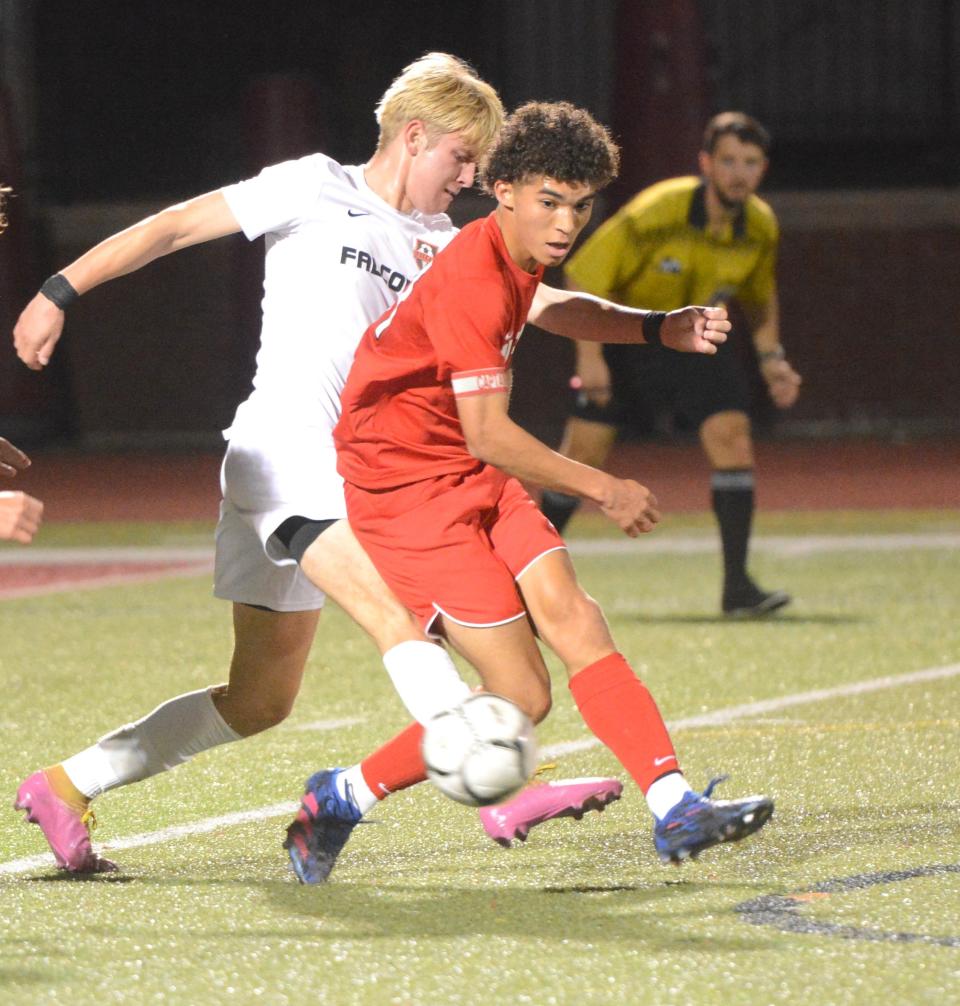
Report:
689,181,746,238
345,163,451,229
483,211,545,287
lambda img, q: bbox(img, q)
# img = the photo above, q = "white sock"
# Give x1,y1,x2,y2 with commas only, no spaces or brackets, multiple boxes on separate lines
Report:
61,687,242,799
381,639,471,724
645,772,694,821
337,765,379,815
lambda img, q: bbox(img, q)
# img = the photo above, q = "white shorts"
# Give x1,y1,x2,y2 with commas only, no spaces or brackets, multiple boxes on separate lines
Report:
212,428,347,612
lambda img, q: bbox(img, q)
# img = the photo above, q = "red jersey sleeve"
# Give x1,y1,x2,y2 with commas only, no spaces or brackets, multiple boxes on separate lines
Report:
424,276,515,386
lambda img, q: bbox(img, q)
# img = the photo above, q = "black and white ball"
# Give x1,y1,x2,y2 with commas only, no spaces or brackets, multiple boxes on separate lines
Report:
422,693,538,806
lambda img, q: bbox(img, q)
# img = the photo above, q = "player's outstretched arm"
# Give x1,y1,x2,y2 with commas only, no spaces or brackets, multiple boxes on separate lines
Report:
13,191,241,370
528,283,729,352
457,388,658,538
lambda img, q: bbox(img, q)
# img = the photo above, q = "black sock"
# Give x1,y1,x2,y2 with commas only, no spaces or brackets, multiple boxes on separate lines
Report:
541,490,581,534
711,469,755,595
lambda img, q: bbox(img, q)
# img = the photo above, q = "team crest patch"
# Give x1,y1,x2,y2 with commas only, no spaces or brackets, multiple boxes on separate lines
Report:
413,239,439,269
657,256,682,274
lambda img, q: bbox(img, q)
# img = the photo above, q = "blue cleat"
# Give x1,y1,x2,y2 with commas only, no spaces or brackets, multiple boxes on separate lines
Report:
653,776,773,864
284,769,362,884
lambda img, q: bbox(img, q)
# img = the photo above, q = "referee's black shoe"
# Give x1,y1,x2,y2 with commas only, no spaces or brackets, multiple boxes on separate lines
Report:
722,582,791,618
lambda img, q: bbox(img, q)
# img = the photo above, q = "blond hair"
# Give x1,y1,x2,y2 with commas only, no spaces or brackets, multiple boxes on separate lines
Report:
375,52,503,157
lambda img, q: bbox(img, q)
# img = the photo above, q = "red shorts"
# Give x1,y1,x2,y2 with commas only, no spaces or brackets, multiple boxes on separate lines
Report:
344,466,566,634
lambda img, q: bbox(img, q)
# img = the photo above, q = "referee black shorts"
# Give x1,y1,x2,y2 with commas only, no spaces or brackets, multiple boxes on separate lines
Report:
572,334,751,432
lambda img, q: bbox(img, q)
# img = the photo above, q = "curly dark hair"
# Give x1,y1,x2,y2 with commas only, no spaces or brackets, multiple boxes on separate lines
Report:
481,101,620,194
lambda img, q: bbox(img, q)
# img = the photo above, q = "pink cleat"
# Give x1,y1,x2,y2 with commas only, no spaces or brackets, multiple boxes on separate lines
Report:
13,771,117,874
479,777,623,848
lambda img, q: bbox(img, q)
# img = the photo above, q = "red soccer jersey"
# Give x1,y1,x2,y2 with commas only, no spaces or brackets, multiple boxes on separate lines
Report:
335,212,544,489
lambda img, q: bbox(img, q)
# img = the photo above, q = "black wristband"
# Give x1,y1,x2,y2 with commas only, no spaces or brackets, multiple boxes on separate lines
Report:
40,273,79,310
642,311,666,348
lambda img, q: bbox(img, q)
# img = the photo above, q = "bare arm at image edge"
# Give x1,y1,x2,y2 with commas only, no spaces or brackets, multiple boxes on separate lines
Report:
13,191,241,371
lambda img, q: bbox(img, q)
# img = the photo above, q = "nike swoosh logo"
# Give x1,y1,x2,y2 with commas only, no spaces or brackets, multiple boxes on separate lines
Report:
347,209,370,217
653,755,676,766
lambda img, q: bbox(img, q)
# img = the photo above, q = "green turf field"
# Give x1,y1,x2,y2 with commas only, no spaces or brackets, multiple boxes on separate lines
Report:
2,511,959,1005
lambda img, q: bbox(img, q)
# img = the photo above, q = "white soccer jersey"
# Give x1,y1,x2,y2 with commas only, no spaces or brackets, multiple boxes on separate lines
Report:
213,154,458,611
222,153,456,440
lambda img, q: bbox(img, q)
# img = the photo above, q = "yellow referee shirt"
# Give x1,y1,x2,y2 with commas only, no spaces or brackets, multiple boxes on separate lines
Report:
564,176,778,312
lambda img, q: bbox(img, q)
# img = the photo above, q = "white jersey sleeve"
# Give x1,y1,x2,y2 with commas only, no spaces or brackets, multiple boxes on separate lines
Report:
221,154,334,241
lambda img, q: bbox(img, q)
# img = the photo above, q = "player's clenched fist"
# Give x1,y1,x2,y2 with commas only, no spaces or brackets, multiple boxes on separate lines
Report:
0,491,43,543
13,293,65,370
599,476,660,537
661,305,730,355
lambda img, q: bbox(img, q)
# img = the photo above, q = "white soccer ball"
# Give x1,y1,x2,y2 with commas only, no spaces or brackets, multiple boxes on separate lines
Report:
422,693,539,807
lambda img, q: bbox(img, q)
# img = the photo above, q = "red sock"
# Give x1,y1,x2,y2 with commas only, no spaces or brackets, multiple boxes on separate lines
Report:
569,652,680,792
360,722,427,799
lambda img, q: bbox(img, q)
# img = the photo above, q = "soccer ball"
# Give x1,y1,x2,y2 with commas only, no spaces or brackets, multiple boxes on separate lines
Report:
422,693,538,807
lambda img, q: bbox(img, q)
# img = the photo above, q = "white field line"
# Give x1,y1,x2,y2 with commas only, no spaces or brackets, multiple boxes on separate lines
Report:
568,532,960,558
288,716,366,732
543,662,960,758
0,547,212,566
1,531,958,570
3,661,959,877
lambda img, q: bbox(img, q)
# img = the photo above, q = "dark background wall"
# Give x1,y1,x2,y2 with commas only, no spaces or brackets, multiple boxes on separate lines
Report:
1,0,957,447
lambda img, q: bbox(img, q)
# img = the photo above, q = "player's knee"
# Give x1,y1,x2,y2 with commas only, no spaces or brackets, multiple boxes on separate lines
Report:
213,681,297,736
701,411,752,462
253,696,296,732
491,677,551,724
542,585,605,637
519,687,551,725
342,587,421,653
372,601,423,652
524,681,552,724
532,694,552,725
535,589,614,672
568,441,607,469
233,702,293,736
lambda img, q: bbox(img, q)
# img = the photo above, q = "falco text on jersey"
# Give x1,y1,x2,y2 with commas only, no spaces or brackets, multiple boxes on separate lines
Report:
340,246,410,292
